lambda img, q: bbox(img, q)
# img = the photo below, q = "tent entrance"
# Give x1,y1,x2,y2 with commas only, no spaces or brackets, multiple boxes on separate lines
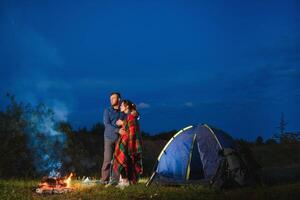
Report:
188,138,204,180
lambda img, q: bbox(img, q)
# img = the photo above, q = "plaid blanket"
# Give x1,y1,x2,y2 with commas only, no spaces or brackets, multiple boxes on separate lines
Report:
113,114,143,183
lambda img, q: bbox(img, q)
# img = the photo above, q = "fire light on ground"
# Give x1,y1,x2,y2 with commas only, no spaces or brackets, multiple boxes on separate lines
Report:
36,173,74,194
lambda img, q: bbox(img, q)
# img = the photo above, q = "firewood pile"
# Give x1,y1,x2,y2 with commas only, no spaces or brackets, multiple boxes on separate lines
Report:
35,173,74,194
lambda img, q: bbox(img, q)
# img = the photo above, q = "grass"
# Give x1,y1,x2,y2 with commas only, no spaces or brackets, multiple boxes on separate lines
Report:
1,143,300,199
0,178,300,200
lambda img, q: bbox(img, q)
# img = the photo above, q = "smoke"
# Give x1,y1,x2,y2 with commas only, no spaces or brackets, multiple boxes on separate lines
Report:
0,10,72,176
23,102,69,176
51,101,69,122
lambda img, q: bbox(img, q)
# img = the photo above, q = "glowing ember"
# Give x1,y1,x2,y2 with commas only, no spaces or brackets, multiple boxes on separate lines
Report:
36,173,74,194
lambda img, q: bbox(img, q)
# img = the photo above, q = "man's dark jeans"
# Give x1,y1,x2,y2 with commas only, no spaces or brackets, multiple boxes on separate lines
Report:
101,138,119,183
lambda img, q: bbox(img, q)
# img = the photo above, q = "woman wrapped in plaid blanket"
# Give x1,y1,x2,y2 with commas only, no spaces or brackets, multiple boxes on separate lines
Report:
113,100,143,189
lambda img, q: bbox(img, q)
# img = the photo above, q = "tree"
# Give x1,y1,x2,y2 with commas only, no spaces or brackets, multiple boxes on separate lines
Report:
280,132,300,144
0,94,35,178
278,112,288,135
255,136,264,145
274,112,300,144
265,138,277,145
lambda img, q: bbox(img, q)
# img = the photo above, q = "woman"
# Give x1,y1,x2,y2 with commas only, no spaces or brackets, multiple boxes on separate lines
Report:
113,100,143,189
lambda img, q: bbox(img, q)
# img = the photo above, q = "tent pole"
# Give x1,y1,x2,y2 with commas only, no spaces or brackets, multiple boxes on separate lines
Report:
145,125,194,186
185,133,197,180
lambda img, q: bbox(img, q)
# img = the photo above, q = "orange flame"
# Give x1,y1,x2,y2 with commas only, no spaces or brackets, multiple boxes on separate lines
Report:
36,172,75,194
65,172,73,188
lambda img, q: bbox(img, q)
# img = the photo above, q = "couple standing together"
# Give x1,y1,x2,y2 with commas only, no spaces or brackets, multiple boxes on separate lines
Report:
100,92,143,189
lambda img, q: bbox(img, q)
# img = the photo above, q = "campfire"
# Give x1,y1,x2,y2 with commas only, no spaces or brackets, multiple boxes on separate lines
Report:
36,173,74,194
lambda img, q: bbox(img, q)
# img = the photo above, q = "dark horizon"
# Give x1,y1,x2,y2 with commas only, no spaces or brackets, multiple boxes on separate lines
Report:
1,0,299,141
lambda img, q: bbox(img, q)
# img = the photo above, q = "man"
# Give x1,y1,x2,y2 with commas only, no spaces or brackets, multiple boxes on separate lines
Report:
100,92,125,186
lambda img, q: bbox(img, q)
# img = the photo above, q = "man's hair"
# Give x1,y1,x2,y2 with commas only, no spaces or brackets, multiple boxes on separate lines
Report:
110,92,121,99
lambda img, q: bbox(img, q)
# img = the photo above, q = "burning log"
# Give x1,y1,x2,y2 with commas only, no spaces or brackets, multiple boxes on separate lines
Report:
35,173,74,194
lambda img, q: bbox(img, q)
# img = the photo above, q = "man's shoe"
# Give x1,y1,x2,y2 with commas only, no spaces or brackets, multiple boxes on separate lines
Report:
105,181,118,188
95,180,108,185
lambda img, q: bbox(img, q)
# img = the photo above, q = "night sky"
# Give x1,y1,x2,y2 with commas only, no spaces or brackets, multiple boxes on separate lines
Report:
1,0,299,140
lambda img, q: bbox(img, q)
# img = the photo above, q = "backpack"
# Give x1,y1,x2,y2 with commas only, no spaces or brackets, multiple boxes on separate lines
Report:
210,145,261,189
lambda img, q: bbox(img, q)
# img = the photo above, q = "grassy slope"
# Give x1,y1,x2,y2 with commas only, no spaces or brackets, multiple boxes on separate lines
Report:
1,142,300,199
0,179,300,200
252,143,300,184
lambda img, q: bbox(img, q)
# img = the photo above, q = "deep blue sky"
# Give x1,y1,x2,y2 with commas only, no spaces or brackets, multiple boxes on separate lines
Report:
1,0,299,140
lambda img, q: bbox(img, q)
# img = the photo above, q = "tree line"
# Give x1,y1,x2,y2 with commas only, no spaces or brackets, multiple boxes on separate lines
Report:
0,94,299,178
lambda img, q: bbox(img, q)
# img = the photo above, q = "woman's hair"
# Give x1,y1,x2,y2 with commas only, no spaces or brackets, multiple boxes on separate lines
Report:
122,100,140,119
121,100,136,110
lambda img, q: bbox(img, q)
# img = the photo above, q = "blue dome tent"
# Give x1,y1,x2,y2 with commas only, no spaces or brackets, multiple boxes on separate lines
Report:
146,124,260,188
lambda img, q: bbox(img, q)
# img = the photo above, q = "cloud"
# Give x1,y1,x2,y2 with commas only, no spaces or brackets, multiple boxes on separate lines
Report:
226,35,300,103
36,78,120,92
37,80,72,91
0,10,66,98
1,14,63,70
223,64,300,104
184,102,194,107
19,29,63,67
137,102,150,109
76,78,119,89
